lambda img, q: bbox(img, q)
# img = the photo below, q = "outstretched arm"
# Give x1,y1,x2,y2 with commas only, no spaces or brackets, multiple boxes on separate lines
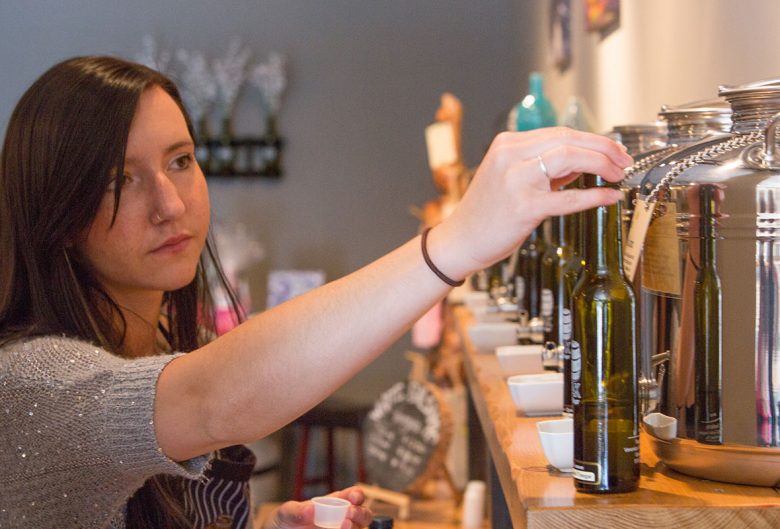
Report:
155,127,632,460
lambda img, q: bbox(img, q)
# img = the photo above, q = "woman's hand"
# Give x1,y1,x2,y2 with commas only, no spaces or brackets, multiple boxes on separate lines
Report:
264,486,374,529
427,127,633,280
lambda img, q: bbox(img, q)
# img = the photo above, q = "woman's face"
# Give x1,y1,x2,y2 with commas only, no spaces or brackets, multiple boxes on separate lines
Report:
76,85,210,305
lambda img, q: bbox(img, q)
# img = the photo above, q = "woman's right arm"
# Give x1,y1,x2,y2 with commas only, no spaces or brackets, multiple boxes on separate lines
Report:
154,128,632,461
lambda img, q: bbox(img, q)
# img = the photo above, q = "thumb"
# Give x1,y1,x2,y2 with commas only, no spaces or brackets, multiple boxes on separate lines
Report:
274,501,315,527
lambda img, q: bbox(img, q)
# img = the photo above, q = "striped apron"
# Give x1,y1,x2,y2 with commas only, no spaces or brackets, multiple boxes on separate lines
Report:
182,445,256,529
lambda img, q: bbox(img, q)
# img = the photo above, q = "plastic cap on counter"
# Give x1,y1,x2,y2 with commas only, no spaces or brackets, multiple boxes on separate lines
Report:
368,515,394,529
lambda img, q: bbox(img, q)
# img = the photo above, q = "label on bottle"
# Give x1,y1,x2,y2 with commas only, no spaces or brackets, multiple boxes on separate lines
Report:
570,340,582,405
515,276,526,303
642,203,682,296
623,197,656,282
541,288,554,317
697,414,722,444
561,308,572,342
628,433,640,464
573,462,600,484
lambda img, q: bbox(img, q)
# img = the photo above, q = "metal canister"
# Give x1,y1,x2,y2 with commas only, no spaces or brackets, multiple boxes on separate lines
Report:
620,100,732,415
638,79,780,458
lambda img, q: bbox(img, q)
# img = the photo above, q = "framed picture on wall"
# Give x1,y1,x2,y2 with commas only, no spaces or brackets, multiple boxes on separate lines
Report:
585,0,620,32
551,0,572,69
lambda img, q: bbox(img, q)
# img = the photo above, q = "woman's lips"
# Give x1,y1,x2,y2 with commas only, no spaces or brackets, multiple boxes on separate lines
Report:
151,234,192,254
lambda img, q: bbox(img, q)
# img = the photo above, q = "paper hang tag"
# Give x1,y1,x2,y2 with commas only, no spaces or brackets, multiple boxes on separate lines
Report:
623,197,656,282
641,202,681,296
425,121,458,170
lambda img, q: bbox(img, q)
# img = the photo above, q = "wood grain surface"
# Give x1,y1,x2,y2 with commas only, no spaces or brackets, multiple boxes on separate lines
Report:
456,305,780,529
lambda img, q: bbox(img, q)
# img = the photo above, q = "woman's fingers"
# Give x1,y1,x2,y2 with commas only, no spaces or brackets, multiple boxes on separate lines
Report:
330,486,373,528
341,504,374,529
539,187,623,218
492,127,632,169
329,486,365,505
537,144,629,185
268,500,312,528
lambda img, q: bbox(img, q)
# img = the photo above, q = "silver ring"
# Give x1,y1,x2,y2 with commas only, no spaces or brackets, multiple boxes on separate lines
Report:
154,213,163,223
537,155,550,179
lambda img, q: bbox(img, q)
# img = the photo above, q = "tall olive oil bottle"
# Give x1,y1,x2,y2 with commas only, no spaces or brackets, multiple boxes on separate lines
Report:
571,174,639,493
561,181,584,415
694,184,723,445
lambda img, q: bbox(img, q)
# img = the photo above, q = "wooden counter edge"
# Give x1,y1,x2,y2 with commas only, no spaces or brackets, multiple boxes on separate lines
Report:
454,304,780,529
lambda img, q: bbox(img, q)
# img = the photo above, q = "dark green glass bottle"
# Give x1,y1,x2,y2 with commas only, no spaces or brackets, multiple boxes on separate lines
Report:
487,261,504,302
571,174,639,494
541,214,580,374
694,184,723,445
561,183,584,415
516,227,546,319
541,218,560,342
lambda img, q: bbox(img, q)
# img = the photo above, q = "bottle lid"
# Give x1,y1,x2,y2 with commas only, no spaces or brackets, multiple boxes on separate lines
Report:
368,515,394,529
464,480,486,494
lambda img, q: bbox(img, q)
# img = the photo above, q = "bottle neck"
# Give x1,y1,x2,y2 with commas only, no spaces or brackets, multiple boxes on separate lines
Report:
562,214,578,251
699,185,718,261
527,226,541,246
529,73,544,99
542,217,563,251
583,174,623,275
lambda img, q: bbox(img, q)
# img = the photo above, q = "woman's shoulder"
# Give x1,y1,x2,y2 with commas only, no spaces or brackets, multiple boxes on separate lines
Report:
2,334,108,367
0,334,177,381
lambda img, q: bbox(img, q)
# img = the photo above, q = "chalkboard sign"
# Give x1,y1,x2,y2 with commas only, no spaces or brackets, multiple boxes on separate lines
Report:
362,380,452,492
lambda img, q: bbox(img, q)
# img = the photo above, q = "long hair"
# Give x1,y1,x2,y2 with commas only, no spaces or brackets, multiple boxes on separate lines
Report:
0,56,244,528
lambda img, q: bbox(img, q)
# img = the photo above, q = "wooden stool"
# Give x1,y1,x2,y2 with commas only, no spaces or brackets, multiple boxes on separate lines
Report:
292,398,370,500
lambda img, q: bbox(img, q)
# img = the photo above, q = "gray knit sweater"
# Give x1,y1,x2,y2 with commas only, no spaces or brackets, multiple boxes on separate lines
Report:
0,335,211,528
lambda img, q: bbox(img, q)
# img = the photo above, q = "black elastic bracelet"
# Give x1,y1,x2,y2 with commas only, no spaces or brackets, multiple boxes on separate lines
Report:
421,227,465,287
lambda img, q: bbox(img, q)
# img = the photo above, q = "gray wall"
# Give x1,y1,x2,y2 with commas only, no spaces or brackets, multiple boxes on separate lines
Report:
0,1,523,403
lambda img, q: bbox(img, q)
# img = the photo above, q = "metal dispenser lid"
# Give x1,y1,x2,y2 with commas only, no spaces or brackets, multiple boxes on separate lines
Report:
719,78,780,133
658,98,732,142
610,122,668,156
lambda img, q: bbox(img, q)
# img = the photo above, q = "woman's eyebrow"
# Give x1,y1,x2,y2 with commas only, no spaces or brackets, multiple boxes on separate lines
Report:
124,139,195,165
164,139,195,154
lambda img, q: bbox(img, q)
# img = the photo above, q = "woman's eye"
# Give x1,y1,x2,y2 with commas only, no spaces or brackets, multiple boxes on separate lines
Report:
106,173,133,193
171,153,193,170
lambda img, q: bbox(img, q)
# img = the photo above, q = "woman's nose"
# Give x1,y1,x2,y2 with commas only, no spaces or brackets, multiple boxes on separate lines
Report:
151,173,186,223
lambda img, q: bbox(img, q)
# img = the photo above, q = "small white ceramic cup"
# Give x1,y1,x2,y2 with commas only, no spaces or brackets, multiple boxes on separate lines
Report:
536,418,574,472
312,496,350,529
643,412,678,441
495,344,545,376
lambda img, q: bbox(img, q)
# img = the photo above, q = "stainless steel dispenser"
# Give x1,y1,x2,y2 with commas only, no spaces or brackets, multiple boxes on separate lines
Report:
637,79,780,486
620,100,733,417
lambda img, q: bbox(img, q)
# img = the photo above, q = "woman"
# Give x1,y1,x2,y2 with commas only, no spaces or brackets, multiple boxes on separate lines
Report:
0,56,631,528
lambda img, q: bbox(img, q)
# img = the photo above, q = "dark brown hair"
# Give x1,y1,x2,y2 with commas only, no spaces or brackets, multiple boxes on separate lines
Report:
0,56,244,528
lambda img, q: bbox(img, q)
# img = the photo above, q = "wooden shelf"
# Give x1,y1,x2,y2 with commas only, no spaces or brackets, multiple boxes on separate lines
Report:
200,136,284,179
455,305,780,528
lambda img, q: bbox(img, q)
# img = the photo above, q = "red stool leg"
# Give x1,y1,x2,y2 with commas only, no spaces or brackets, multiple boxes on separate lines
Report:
293,424,310,500
326,427,336,491
356,430,367,483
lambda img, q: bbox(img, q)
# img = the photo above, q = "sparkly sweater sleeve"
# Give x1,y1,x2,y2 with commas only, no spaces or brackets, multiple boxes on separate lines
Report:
0,336,209,528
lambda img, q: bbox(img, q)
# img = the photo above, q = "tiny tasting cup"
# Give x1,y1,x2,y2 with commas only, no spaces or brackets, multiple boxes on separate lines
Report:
312,496,350,529
536,417,574,472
